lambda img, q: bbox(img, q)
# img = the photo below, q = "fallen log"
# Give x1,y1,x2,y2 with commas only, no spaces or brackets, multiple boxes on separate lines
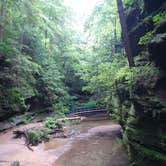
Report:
13,129,65,138
13,130,25,138
48,129,64,135
13,128,67,148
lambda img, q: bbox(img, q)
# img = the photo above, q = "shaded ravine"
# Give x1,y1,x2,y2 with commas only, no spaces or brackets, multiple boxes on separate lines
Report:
0,120,129,166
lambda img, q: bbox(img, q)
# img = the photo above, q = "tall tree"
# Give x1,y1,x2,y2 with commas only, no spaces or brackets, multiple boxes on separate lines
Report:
0,0,6,43
116,0,135,67
0,0,85,119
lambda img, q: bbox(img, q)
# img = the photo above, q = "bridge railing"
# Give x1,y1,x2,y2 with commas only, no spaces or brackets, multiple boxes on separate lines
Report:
66,106,105,115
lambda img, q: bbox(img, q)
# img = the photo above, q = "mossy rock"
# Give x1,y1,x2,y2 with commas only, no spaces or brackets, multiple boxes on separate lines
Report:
129,141,166,166
125,127,166,153
149,33,166,70
129,15,154,56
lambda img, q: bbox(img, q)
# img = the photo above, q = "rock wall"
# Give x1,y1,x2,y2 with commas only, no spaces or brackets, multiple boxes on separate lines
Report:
112,1,166,165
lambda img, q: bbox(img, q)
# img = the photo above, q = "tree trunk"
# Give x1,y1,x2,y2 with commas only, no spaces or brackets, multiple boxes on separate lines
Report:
116,0,135,67
114,18,117,53
0,0,6,42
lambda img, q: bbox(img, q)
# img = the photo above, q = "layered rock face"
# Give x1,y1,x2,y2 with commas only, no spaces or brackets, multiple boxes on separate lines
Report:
112,0,166,165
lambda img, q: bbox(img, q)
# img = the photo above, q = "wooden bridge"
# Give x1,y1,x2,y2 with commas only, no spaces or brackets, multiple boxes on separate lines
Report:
66,106,109,120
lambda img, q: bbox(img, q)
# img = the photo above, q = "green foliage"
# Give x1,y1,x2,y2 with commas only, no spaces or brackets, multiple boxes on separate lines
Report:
84,0,121,60
25,129,48,146
153,12,166,25
123,0,136,4
81,0,129,109
23,113,39,124
82,53,127,107
44,117,57,129
115,63,160,92
44,117,62,129
124,64,159,88
80,100,97,107
0,0,85,119
139,31,153,45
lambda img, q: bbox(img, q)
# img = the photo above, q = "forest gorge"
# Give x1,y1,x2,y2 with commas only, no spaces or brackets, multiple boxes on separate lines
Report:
0,0,166,166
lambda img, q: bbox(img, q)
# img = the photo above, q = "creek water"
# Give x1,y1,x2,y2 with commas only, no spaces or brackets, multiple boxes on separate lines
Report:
0,120,129,166
47,120,129,166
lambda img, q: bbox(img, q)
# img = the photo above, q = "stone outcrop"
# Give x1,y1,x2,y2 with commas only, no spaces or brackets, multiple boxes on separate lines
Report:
111,1,166,165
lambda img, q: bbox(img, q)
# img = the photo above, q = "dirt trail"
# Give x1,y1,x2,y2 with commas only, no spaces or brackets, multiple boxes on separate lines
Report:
0,120,129,166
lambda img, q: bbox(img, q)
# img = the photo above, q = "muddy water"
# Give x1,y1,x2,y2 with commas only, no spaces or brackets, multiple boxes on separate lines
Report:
48,120,129,166
0,120,129,166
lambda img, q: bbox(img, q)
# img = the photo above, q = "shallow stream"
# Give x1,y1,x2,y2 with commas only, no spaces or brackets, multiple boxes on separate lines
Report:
0,120,129,166
48,120,129,166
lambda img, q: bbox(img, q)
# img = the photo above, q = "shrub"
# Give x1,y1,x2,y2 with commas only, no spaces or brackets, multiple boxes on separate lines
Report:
25,129,48,146
115,63,160,93
44,117,62,129
80,100,97,107
139,31,153,45
153,12,166,25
